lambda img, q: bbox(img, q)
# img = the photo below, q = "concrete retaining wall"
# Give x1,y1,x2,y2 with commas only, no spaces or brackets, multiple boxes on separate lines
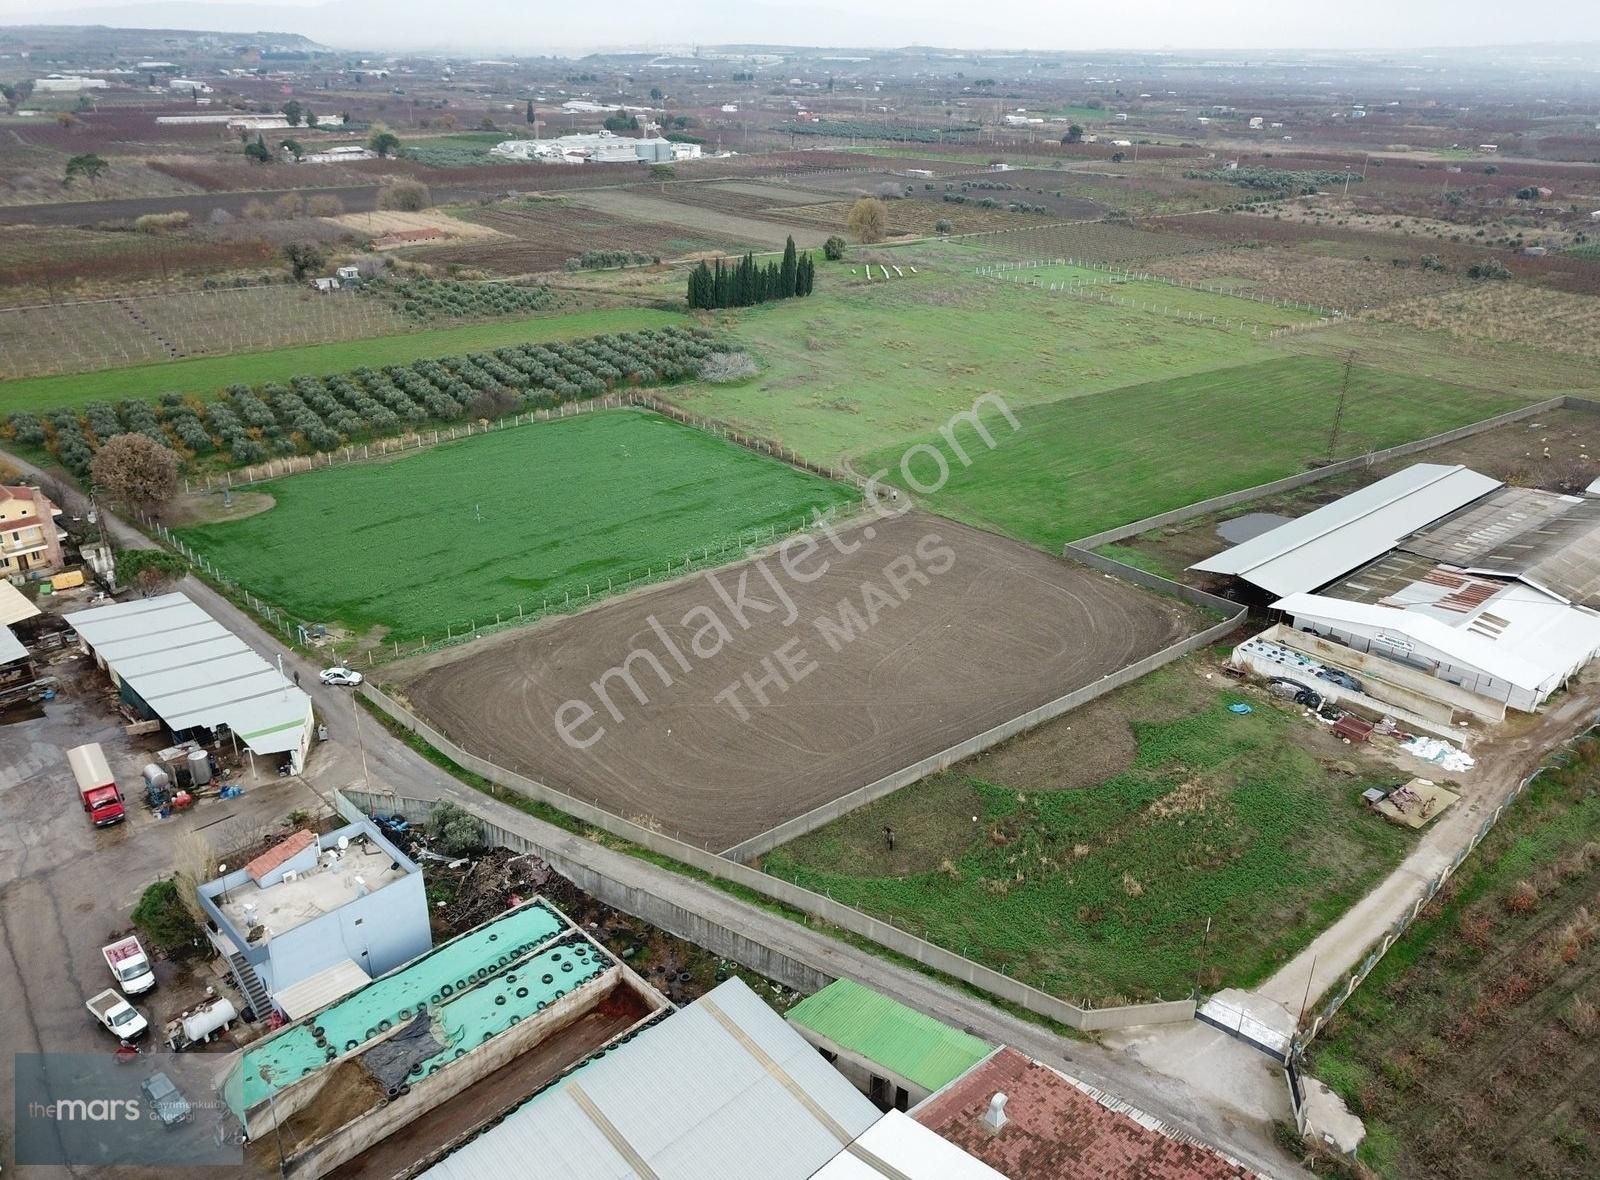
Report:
283,968,623,1179
723,604,1245,861
337,777,1195,1033
1068,396,1567,552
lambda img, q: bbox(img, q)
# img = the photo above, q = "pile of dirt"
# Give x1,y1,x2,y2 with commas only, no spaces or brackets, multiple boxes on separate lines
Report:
279,1059,383,1153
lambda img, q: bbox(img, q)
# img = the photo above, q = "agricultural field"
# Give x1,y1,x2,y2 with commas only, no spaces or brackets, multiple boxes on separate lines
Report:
0,285,413,379
563,189,833,249
0,225,281,305
12,325,720,479
974,263,1323,323
398,513,1202,852
1365,284,1600,364
437,200,755,273
953,219,1220,262
0,306,685,412
1143,246,1468,312
670,262,1298,462
1307,736,1600,1180
861,355,1526,547
176,409,857,644
779,198,1064,237
762,660,1415,1003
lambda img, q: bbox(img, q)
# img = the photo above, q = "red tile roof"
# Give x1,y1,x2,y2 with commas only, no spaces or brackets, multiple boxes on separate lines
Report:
914,1048,1255,1180
245,829,317,883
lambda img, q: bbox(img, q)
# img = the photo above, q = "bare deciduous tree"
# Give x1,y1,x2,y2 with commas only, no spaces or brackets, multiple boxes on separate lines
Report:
90,434,179,514
848,197,888,244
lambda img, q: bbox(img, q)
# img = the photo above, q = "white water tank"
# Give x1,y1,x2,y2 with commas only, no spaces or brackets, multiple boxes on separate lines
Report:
142,764,170,791
187,748,211,786
181,997,237,1044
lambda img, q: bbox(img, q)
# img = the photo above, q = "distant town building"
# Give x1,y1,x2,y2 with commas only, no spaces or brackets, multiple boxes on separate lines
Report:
490,131,700,165
302,144,374,164
32,74,109,92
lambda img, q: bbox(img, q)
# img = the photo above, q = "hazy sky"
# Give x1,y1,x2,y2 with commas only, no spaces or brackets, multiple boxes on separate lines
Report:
3,0,1599,54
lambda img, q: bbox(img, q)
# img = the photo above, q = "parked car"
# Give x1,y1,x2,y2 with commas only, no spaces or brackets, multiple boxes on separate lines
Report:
140,1072,192,1127
86,989,148,1039
320,667,363,687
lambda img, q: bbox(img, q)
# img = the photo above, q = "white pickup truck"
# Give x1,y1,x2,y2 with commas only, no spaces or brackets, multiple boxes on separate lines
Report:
86,989,148,1040
102,935,156,995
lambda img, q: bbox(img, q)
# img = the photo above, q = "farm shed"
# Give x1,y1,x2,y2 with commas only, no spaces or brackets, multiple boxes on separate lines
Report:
809,1111,1007,1179
1277,577,1600,712
66,592,315,771
419,977,880,1180
1190,463,1502,597
786,978,994,1110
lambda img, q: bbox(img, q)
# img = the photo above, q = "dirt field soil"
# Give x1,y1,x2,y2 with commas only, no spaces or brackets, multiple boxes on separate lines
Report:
393,514,1203,852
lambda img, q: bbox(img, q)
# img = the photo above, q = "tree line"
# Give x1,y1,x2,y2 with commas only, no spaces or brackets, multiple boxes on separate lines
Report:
686,237,815,310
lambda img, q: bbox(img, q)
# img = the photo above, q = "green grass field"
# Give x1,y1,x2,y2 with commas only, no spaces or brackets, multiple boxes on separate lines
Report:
176,409,856,643
762,663,1413,1003
672,265,1290,461
0,308,685,414
862,356,1525,547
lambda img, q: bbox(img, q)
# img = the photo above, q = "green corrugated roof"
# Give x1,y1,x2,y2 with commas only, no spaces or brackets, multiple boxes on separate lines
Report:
785,978,993,1093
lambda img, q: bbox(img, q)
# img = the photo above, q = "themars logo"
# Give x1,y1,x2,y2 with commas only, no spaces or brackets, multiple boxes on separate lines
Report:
28,1098,143,1122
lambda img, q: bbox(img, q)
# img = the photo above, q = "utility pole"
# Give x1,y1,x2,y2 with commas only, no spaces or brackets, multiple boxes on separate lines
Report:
1327,351,1355,460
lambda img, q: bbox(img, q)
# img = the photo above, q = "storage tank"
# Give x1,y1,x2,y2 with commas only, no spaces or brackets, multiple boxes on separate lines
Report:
186,749,211,787
142,764,170,792
180,997,236,1045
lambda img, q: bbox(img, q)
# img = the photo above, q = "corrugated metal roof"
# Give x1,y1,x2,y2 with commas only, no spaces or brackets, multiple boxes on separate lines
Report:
0,582,41,626
1190,464,1502,598
273,958,370,1019
785,979,993,1094
0,625,26,666
420,978,878,1180
811,1111,1008,1179
1276,584,1600,693
66,592,311,757
1462,495,1600,607
1401,486,1574,565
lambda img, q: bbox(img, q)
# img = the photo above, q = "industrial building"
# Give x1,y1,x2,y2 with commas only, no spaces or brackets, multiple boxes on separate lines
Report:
224,897,667,1179
418,976,878,1180
198,820,431,1021
786,977,994,1110
1193,464,1600,713
913,1046,1254,1179
489,131,700,165
66,591,316,771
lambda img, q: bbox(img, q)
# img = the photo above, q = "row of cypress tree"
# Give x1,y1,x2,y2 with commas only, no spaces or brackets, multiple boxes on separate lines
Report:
686,236,815,309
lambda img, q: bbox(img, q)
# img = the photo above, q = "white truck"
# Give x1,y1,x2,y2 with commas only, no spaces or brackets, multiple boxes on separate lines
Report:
87,989,149,1040
102,935,156,995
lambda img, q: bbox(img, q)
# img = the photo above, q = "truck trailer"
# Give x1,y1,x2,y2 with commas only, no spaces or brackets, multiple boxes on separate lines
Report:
68,742,125,827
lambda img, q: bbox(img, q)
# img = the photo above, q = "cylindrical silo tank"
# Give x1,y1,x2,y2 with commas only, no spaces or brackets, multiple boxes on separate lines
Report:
142,764,170,792
187,748,212,787
181,997,237,1044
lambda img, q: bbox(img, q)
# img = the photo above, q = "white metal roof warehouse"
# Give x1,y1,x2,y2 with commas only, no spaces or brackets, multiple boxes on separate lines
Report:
1191,464,1502,597
419,977,881,1180
67,592,314,770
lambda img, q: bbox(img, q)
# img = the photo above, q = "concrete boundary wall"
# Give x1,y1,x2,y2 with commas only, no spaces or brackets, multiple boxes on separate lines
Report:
336,738,1195,1032
1068,395,1569,552
723,604,1244,861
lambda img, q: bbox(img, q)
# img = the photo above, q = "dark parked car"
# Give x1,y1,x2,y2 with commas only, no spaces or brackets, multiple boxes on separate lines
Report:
140,1072,191,1128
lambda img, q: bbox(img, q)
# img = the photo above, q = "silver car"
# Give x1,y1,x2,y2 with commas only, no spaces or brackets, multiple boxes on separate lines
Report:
319,667,363,687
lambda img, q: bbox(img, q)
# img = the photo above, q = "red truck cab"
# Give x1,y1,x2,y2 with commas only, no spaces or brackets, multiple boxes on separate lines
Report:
68,742,126,827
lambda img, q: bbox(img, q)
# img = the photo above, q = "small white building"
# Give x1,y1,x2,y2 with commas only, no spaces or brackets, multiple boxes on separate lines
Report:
309,277,340,292
302,144,374,164
33,74,109,92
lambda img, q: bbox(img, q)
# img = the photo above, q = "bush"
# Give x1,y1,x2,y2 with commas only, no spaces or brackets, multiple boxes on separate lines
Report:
429,801,483,856
823,235,847,261
377,181,431,212
130,879,202,954
1467,257,1512,280
698,351,758,383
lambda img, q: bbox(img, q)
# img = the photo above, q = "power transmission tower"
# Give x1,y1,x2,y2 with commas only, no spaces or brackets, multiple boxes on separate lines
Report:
1327,351,1355,460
